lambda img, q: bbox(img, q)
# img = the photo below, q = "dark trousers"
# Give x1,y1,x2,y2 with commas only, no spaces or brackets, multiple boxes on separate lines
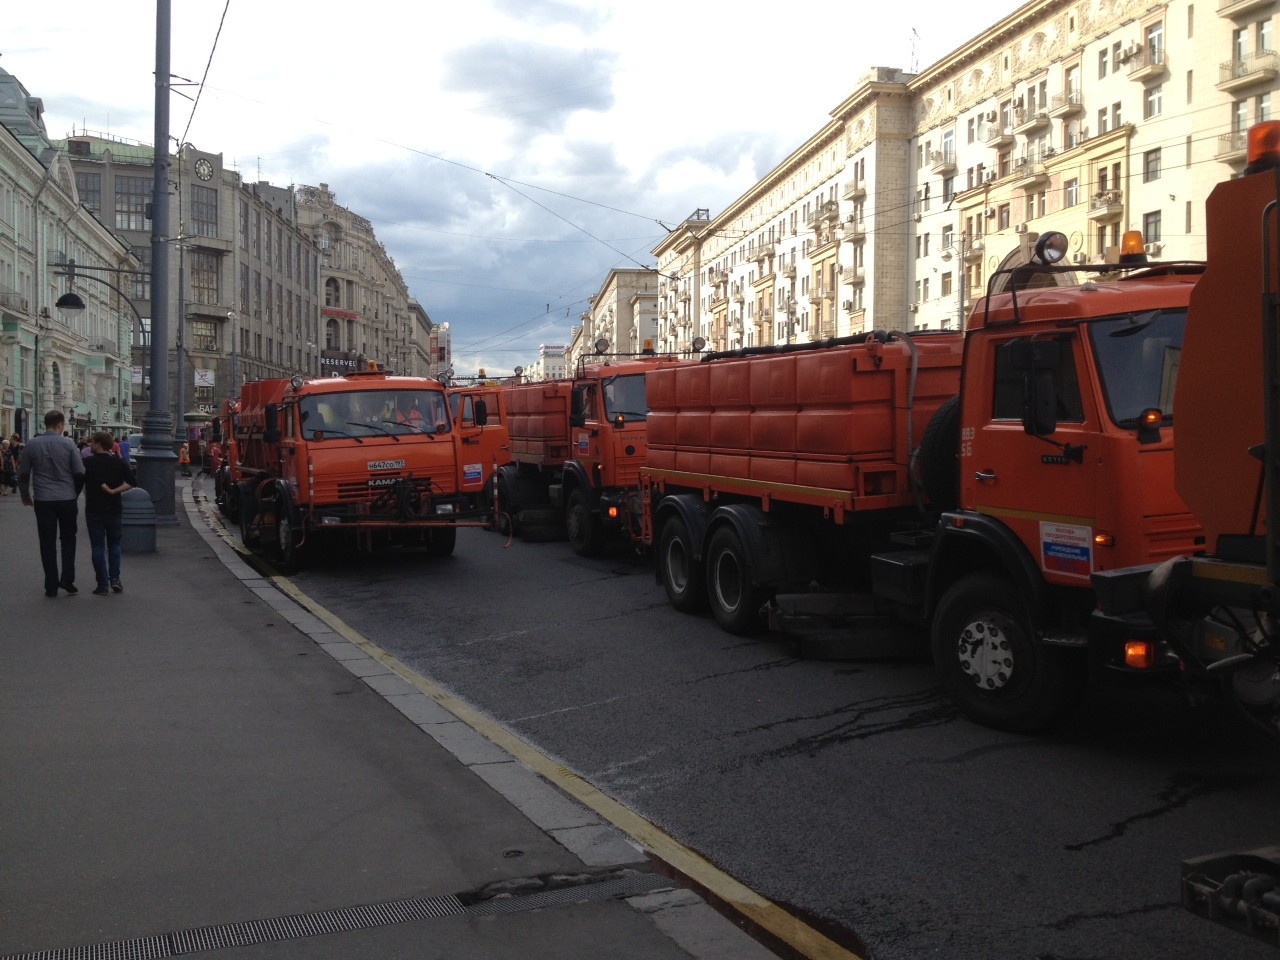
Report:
34,499,78,593
86,512,123,589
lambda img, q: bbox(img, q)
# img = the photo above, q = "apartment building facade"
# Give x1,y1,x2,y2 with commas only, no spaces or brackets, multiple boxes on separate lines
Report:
655,0,1277,349
0,67,137,440
565,267,662,371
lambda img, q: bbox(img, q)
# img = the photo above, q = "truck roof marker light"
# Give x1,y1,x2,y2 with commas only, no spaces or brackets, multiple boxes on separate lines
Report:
642,339,656,356
1124,640,1156,669
1138,406,1164,444
1245,121,1280,173
1118,231,1148,266
1093,532,1114,547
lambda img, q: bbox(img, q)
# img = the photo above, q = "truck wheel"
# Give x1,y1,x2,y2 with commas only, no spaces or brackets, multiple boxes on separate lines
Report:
659,516,705,613
918,395,960,511
274,489,301,573
930,572,1077,732
225,483,241,525
566,488,605,557
427,525,457,558
237,485,258,547
705,526,761,634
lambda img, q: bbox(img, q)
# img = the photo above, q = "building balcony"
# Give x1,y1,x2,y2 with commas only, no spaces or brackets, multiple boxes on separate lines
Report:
1219,0,1274,18
1088,190,1124,221
842,180,866,200
807,201,840,228
1048,92,1084,119
929,149,957,175
1217,131,1248,163
985,124,1015,148
841,219,867,241
842,267,866,286
1012,109,1051,136
1217,51,1280,93
1012,159,1050,190
1126,46,1168,82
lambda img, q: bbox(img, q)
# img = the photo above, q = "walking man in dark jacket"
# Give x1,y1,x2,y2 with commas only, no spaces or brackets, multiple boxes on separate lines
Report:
18,411,86,597
83,432,137,595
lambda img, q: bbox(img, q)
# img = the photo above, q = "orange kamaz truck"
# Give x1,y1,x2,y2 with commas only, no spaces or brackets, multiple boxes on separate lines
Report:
1091,123,1280,944
496,348,690,555
232,368,491,569
641,234,1204,732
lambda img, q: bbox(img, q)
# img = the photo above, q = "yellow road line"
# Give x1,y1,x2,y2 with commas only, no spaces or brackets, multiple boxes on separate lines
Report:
196,497,864,960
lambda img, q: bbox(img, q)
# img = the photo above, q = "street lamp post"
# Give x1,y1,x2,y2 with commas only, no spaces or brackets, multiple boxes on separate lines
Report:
228,310,238,402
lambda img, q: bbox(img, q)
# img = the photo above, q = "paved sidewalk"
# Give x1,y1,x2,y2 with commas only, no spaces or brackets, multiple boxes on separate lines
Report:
0,483,779,960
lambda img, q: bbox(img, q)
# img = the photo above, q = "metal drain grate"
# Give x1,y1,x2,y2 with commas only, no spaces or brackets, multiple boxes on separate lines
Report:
2,875,671,960
465,872,671,916
2,894,465,960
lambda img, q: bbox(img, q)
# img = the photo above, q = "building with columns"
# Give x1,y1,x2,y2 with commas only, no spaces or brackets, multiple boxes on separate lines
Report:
0,67,137,440
654,0,1277,350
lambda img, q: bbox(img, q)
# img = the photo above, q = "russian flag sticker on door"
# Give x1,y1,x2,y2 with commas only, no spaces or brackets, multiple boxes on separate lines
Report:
1040,522,1092,579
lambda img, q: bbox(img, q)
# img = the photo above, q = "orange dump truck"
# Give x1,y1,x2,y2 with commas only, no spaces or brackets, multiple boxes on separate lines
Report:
642,236,1204,732
232,368,492,569
496,352,689,555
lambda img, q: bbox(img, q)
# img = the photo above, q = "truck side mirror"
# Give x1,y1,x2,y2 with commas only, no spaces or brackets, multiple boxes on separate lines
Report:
263,404,281,444
473,399,488,427
1007,339,1059,437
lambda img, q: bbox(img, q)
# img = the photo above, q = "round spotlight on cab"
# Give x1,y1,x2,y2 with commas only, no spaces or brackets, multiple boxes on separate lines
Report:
1033,231,1069,265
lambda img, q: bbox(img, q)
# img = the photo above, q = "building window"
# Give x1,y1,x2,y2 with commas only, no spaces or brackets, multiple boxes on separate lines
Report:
1144,85,1163,120
130,245,151,301
1143,148,1162,182
75,173,101,215
239,199,249,251
1064,178,1079,207
191,251,219,304
115,176,151,231
189,320,217,352
325,278,341,307
191,185,218,238
1098,108,1109,134
1143,210,1163,242
325,318,341,349
997,204,1011,230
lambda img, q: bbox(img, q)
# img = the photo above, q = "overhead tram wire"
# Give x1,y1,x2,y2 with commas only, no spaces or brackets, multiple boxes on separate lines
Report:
177,0,232,147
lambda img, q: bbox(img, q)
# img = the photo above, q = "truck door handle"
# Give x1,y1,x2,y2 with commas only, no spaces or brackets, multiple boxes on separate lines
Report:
974,471,996,482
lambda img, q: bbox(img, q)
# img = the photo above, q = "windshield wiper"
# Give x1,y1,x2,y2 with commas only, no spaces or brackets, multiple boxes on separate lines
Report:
313,427,363,443
348,421,400,442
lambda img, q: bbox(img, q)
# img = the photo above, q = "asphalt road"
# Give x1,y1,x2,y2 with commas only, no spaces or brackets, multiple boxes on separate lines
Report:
281,525,1280,960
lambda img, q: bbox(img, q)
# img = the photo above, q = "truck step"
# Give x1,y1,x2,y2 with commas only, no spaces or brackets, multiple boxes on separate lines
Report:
1181,847,1280,947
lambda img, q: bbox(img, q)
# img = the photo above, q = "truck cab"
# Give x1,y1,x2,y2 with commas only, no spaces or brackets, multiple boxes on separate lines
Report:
447,382,508,522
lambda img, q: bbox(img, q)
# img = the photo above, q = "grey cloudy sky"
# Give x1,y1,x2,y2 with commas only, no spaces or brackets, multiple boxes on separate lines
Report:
6,0,1022,375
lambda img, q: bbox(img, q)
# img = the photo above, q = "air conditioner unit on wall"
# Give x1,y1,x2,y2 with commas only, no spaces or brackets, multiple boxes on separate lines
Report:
1014,223,1028,234
909,304,919,313
1071,252,1088,264
985,110,997,122
1145,241,1163,256
843,300,854,311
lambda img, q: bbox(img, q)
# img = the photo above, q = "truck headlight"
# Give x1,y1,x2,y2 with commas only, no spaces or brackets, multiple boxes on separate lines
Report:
435,503,455,515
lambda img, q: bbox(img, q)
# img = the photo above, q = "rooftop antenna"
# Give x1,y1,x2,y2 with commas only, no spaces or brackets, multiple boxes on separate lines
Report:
909,28,920,73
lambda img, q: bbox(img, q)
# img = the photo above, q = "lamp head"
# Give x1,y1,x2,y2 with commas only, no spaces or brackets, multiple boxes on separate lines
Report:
56,292,86,312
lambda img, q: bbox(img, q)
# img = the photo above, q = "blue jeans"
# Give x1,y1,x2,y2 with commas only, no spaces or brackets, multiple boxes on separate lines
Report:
33,499,78,593
86,512,123,589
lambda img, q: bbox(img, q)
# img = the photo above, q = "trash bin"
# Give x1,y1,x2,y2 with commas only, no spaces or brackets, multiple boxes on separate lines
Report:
121,487,157,553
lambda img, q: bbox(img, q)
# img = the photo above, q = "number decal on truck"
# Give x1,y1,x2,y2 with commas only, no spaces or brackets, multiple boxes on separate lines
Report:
368,459,406,471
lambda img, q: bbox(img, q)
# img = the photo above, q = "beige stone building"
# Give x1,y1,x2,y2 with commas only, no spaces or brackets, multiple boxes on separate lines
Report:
655,0,1277,349
565,267,662,371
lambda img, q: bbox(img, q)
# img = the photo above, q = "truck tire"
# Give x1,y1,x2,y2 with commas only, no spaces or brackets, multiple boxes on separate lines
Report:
930,572,1078,732
274,487,301,573
225,483,241,525
238,484,258,547
705,525,761,634
427,525,457,558
566,487,605,557
918,395,960,511
659,516,705,613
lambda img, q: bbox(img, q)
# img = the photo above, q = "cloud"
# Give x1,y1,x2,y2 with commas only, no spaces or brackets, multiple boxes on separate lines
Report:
442,40,615,135
489,0,610,31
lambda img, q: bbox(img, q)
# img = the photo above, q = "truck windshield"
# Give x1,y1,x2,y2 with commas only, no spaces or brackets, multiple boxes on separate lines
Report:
297,390,451,438
1085,308,1186,427
602,374,648,422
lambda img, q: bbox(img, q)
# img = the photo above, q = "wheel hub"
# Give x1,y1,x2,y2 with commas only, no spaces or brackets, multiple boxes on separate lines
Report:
956,617,1013,690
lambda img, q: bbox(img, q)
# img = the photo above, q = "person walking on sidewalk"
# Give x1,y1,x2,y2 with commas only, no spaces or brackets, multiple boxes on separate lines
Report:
178,441,191,477
18,410,85,597
83,431,136,595
0,439,14,495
